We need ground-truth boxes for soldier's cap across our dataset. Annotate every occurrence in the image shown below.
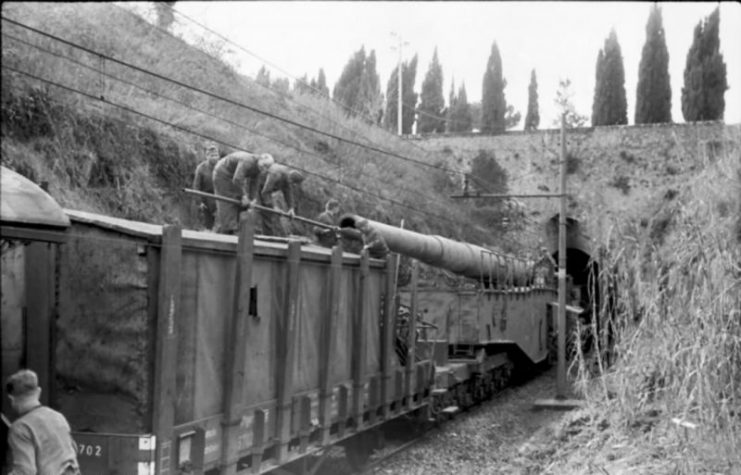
[6,369,39,397]
[326,198,340,210]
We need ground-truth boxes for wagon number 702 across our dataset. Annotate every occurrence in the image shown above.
[77,443,103,457]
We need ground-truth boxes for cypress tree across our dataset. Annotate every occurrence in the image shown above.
[384,54,418,134]
[635,5,672,124]
[524,69,540,131]
[681,7,727,121]
[418,49,445,133]
[592,29,628,126]
[481,41,507,134]
[356,50,382,121]
[333,47,382,119]
[418,48,446,134]
[446,78,456,133]
[449,83,472,133]
[256,65,270,86]
[316,68,329,97]
[592,50,605,124]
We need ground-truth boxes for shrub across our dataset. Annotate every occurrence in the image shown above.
[566,152,581,174]
[610,175,631,194]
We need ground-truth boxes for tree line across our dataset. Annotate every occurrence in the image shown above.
[259,5,727,133]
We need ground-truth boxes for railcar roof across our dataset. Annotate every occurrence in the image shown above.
[64,209,381,265]
[1,166,70,228]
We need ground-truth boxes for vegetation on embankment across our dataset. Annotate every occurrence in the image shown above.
[1,2,505,247]
[540,129,741,473]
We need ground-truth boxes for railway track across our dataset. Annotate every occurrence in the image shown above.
[358,427,438,475]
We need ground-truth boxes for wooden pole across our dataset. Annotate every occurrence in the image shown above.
[557,114,568,399]
[183,188,337,230]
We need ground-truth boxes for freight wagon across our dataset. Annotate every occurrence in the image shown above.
[1,167,432,474]
[2,165,568,474]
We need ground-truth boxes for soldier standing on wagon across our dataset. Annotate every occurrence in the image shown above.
[260,163,306,236]
[192,142,221,231]
[212,151,274,234]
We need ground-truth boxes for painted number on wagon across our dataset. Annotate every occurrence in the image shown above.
[77,444,103,457]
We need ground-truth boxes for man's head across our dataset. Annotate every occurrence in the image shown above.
[258,153,275,172]
[325,199,340,216]
[205,144,220,164]
[355,217,371,232]
[6,369,41,413]
[288,170,305,184]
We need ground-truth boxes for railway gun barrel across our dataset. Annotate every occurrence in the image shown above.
[339,214,533,286]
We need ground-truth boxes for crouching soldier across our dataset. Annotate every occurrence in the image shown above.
[212,151,274,234]
[192,142,221,230]
[313,199,340,247]
[339,217,389,259]
[260,163,306,236]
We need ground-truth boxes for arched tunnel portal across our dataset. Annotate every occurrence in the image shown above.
[544,214,600,328]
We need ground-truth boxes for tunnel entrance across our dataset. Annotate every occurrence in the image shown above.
[545,214,603,355]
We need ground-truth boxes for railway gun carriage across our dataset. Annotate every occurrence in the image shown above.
[339,215,560,417]
[2,164,568,475]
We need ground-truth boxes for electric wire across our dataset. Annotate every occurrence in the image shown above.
[113,3,498,192]
[5,64,539,247]
[1,30,478,217]
[1,16,542,250]
[0,15,472,181]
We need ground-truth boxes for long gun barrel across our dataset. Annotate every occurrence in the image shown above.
[339,214,533,286]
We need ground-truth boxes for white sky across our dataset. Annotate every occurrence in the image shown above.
[170,1,741,129]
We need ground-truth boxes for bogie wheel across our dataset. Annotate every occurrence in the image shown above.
[344,430,380,471]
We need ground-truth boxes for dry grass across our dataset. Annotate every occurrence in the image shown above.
[551,127,741,473]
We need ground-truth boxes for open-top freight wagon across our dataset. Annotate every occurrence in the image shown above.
[2,165,565,474]
[1,166,432,474]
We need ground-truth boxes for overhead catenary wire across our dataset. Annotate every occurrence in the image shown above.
[5,64,543,248]
[0,16,472,181]
[112,3,498,193]
[1,17,539,251]
[0,30,478,217]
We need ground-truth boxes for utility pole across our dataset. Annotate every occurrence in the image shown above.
[556,112,568,399]
[391,32,407,136]
[452,113,577,408]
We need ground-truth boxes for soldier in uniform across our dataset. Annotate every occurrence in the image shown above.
[212,151,274,234]
[260,163,306,236]
[192,142,221,230]
[5,370,80,474]
[313,199,340,247]
[339,217,388,258]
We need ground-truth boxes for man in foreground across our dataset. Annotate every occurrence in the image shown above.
[5,369,80,475]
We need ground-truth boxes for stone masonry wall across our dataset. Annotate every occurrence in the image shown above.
[414,122,740,249]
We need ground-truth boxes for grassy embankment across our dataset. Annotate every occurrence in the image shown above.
[1,2,507,247]
[528,128,741,474]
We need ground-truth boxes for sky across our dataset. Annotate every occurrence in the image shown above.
[162,1,740,129]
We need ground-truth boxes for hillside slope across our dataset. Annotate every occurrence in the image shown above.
[1,2,502,247]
